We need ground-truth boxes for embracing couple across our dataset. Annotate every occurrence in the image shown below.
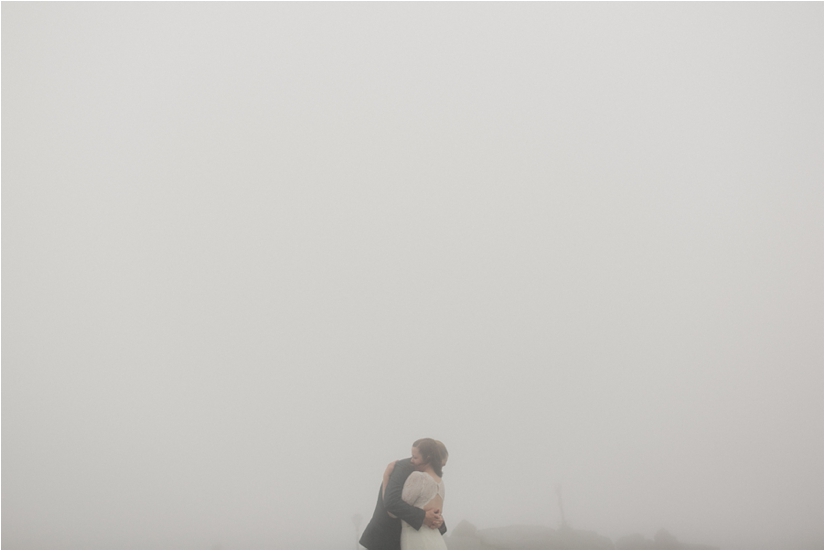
[359,438,449,550]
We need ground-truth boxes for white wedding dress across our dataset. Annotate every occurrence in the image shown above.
[399,471,447,550]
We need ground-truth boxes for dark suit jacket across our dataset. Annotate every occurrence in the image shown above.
[359,458,448,550]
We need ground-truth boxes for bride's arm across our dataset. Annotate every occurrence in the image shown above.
[381,461,395,502]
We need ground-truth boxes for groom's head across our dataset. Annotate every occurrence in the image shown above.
[410,438,448,474]
[410,444,426,470]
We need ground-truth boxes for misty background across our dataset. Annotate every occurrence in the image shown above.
[2,2,822,550]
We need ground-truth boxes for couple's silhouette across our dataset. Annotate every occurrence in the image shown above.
[360,439,449,550]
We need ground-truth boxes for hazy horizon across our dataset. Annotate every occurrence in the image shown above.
[3,2,823,549]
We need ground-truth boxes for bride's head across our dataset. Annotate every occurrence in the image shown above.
[411,438,448,477]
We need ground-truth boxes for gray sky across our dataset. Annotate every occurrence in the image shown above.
[2,2,822,549]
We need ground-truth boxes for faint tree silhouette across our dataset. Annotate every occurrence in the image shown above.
[554,483,569,529]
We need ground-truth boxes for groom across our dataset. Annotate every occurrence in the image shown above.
[359,451,447,549]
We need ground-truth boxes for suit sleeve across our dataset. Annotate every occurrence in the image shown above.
[383,460,426,531]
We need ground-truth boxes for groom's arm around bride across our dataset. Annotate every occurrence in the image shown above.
[384,459,447,534]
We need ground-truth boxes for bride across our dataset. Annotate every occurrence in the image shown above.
[383,438,449,550]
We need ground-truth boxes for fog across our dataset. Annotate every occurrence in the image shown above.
[2,2,822,550]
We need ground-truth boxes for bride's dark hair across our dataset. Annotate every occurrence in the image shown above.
[413,438,448,477]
